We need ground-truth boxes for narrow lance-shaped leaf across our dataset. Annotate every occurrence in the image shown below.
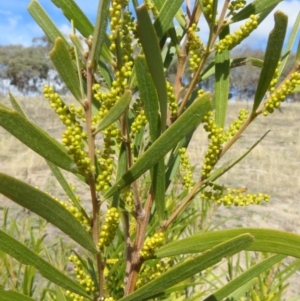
[152,159,166,221]
[165,132,194,189]
[118,234,254,301]
[136,4,168,132]
[113,142,128,207]
[0,231,91,298]
[0,106,78,173]
[0,173,96,253]
[94,90,132,134]
[153,0,186,28]
[135,55,159,141]
[200,57,264,81]
[155,228,300,259]
[154,0,184,40]
[296,30,300,64]
[28,0,69,46]
[104,92,212,199]
[47,161,88,220]
[203,254,285,301]
[214,26,230,128]
[8,92,27,117]
[252,11,287,113]
[135,56,165,219]
[0,285,38,301]
[51,0,93,37]
[90,0,110,69]
[50,37,83,101]
[55,285,69,301]
[278,12,300,76]
[231,0,282,23]
[99,58,113,87]
[226,279,258,301]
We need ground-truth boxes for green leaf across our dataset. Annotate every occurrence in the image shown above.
[51,0,93,37]
[46,161,88,219]
[296,38,300,64]
[135,56,164,216]
[136,4,168,132]
[118,234,254,301]
[8,92,27,117]
[90,0,110,69]
[70,32,84,53]
[155,228,300,259]
[226,278,258,301]
[0,106,77,173]
[214,26,230,128]
[0,173,96,253]
[153,0,186,29]
[252,11,287,113]
[0,232,90,298]
[135,56,159,141]
[104,92,212,199]
[203,254,285,301]
[112,142,128,208]
[279,11,300,75]
[0,286,37,301]
[154,0,184,40]
[28,0,69,46]
[165,132,193,189]
[55,285,68,301]
[50,37,83,101]
[200,57,263,81]
[231,0,282,22]
[152,159,166,220]
[99,59,113,87]
[94,90,131,134]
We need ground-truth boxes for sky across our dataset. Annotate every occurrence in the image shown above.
[0,0,299,50]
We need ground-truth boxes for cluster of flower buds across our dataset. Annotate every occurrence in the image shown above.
[98,207,120,249]
[166,81,178,117]
[223,109,248,141]
[67,254,96,299]
[179,147,195,189]
[215,15,259,53]
[187,24,205,71]
[263,71,300,116]
[202,0,214,20]
[201,111,224,178]
[140,232,165,259]
[202,187,270,206]
[131,110,148,136]
[228,0,247,15]
[43,85,92,174]
[136,258,173,288]
[96,124,120,192]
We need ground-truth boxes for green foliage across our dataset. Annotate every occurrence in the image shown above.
[1,1,300,301]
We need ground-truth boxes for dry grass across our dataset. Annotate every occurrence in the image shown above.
[1,96,300,296]
[1,96,299,232]
[188,101,300,233]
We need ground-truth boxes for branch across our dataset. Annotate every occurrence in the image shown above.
[85,50,104,298]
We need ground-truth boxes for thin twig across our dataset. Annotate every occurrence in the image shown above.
[162,180,204,229]
[174,1,201,103]
[124,211,133,286]
[85,51,104,298]
[163,1,238,228]
[178,0,230,116]
[125,190,154,295]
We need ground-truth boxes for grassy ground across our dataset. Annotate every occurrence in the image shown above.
[0,96,300,297]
